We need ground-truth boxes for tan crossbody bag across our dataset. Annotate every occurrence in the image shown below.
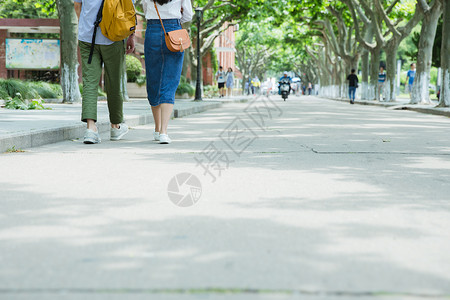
[153,1,191,52]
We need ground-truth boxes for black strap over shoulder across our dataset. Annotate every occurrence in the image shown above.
[87,0,105,64]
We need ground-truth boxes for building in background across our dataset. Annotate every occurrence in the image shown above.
[214,23,241,89]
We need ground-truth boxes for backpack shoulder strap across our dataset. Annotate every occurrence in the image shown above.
[88,0,106,64]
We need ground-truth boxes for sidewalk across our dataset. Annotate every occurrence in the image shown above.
[328,96,450,118]
[0,96,248,153]
[1,97,449,299]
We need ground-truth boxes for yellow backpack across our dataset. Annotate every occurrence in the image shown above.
[100,0,137,41]
[88,0,137,64]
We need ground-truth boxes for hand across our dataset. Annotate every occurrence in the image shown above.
[126,34,135,54]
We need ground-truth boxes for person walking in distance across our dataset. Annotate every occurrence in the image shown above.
[74,0,135,144]
[377,66,386,101]
[406,63,416,98]
[308,82,312,95]
[226,67,234,98]
[347,69,358,104]
[216,66,226,98]
[142,0,193,144]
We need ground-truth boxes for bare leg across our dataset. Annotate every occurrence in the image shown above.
[151,105,161,133]
[227,87,232,97]
[160,103,173,135]
[87,119,97,131]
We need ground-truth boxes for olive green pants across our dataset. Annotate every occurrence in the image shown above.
[79,41,125,124]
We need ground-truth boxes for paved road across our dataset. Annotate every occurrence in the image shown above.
[1,95,450,300]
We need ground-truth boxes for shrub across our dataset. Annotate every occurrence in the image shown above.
[203,85,219,98]
[0,79,39,99]
[136,74,146,87]
[176,76,194,96]
[126,55,143,83]
[4,93,50,110]
[27,81,62,99]
[0,79,63,100]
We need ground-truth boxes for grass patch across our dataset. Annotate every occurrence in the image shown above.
[0,79,62,100]
[4,146,26,153]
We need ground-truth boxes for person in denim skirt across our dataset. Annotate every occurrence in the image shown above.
[143,0,193,144]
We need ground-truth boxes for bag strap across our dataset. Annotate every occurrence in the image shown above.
[88,0,105,64]
[153,1,168,36]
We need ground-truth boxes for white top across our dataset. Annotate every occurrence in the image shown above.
[143,0,193,24]
[216,70,226,83]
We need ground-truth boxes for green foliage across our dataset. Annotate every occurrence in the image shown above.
[209,48,218,75]
[203,85,219,98]
[0,79,62,100]
[4,93,50,110]
[176,76,195,96]
[0,0,57,18]
[4,146,26,153]
[0,85,9,100]
[5,94,29,110]
[0,79,39,99]
[136,75,146,87]
[27,81,62,99]
[235,19,283,79]
[126,55,143,83]
[405,18,443,68]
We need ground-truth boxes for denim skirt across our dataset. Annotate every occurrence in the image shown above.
[144,19,184,106]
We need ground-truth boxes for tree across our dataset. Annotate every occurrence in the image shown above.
[406,18,443,68]
[374,0,423,101]
[438,0,450,107]
[1,0,81,102]
[343,0,385,100]
[56,0,81,103]
[0,0,58,18]
[235,20,279,91]
[187,0,256,82]
[410,0,443,104]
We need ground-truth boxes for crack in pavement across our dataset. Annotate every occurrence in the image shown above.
[297,144,450,156]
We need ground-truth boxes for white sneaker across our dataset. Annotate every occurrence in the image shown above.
[159,134,171,144]
[83,129,101,144]
[110,123,129,141]
[153,131,160,141]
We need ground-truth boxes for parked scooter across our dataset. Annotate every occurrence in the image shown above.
[279,78,291,101]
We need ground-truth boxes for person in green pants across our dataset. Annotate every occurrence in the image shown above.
[74,0,135,144]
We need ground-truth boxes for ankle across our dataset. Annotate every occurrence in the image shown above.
[111,124,120,129]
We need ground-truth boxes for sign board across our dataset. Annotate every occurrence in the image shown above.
[5,39,60,70]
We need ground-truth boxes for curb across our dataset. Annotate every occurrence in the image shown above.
[323,97,450,118]
[0,101,226,153]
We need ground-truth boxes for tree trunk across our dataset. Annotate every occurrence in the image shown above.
[57,0,81,103]
[361,23,374,100]
[438,0,450,107]
[384,41,400,102]
[411,1,443,104]
[369,47,381,100]
[361,51,369,99]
